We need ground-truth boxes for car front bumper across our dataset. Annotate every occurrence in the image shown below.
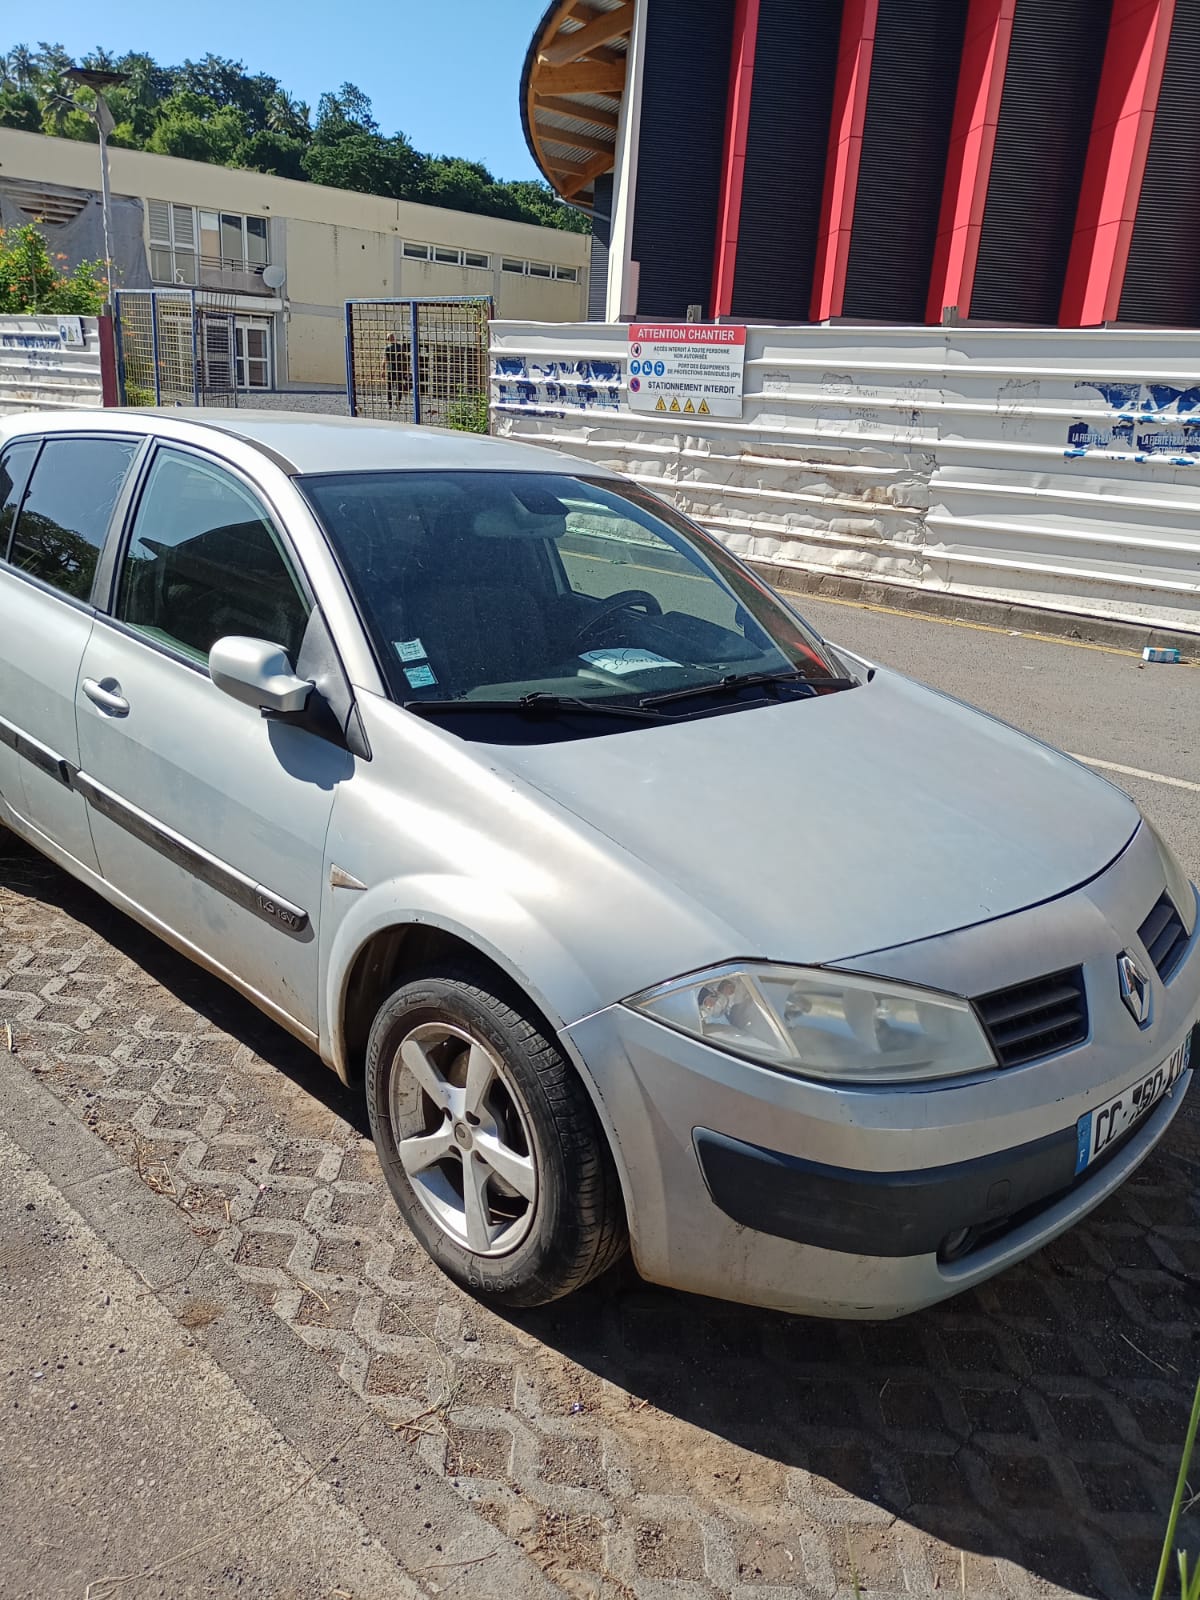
[564,823,1200,1318]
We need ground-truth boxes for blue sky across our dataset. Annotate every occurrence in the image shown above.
[4,0,549,180]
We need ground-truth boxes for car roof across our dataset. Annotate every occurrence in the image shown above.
[0,407,615,480]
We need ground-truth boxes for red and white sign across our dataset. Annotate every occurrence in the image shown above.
[627,323,746,419]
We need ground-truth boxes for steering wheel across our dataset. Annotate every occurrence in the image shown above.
[572,589,663,648]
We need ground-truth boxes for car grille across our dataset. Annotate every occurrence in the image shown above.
[974,968,1088,1068]
[1139,892,1190,982]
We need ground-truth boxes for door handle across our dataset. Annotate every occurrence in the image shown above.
[82,677,130,718]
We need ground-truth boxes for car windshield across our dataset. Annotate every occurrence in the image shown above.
[299,470,842,712]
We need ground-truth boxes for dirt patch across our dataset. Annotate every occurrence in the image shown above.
[177,1298,223,1329]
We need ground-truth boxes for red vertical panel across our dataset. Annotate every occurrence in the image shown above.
[97,311,120,407]
[1059,0,1175,326]
[710,0,761,318]
[924,0,1017,322]
[810,0,879,321]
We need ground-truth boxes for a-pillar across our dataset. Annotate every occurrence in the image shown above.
[809,0,879,321]
[1058,0,1176,326]
[924,0,1017,323]
[710,0,761,319]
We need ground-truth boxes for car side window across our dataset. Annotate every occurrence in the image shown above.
[116,447,310,666]
[8,436,138,600]
[0,440,39,562]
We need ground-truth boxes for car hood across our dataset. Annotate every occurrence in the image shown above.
[486,669,1139,963]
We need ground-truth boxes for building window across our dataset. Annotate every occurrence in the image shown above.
[198,210,270,274]
[147,200,198,286]
[149,203,269,282]
[234,319,272,390]
[498,257,579,281]
[404,242,492,270]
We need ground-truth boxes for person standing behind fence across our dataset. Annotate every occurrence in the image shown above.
[383,332,409,411]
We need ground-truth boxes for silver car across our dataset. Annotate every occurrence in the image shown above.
[1,409,1196,1319]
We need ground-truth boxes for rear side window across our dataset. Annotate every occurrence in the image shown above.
[0,440,38,561]
[9,436,138,600]
[116,446,310,665]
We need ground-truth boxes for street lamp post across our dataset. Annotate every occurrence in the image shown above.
[64,67,129,294]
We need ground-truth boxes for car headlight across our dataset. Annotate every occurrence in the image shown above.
[1147,820,1196,937]
[626,963,996,1084]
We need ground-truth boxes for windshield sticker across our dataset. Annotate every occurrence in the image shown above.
[579,648,680,676]
[403,664,437,689]
[394,638,427,663]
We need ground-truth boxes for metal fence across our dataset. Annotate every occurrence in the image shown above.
[345,298,491,428]
[490,318,1200,636]
[115,289,238,408]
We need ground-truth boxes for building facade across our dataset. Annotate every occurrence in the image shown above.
[522,0,1200,328]
[0,130,590,389]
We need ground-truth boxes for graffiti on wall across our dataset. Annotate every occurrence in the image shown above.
[492,356,621,415]
[1066,380,1200,464]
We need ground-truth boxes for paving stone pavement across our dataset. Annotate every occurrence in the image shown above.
[2,836,1198,1600]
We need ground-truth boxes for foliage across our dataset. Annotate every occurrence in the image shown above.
[1153,1375,1200,1600]
[0,221,108,314]
[444,391,489,434]
[123,380,156,406]
[0,44,590,233]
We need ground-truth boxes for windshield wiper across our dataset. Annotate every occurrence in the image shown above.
[637,669,858,710]
[405,692,668,723]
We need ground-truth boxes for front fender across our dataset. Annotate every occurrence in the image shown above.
[321,870,609,1080]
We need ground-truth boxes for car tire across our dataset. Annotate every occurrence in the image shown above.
[365,965,628,1307]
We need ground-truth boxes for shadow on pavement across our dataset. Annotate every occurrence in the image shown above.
[4,834,1198,1599]
[0,834,369,1139]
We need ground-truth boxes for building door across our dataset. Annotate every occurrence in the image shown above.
[234,319,272,390]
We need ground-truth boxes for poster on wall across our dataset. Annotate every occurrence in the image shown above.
[626,323,746,418]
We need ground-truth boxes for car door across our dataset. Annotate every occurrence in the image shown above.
[75,440,344,1040]
[0,431,142,871]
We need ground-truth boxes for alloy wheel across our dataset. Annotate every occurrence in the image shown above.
[389,1021,538,1255]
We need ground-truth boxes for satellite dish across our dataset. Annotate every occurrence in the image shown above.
[261,264,286,291]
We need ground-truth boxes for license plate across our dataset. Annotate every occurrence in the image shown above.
[1074,1032,1192,1174]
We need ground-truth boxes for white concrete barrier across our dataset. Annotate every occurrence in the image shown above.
[0,315,103,416]
[490,321,1200,635]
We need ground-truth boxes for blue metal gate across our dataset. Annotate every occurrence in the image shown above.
[114,289,239,407]
[344,297,491,429]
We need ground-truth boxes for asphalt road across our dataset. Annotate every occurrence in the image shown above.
[797,596,1200,881]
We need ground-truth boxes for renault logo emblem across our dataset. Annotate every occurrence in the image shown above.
[1117,951,1152,1027]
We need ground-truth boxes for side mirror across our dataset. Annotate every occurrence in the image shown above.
[209,636,313,715]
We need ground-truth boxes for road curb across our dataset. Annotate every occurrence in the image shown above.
[751,561,1198,656]
[0,1061,563,1600]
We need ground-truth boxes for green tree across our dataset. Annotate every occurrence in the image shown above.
[0,84,41,132]
[420,156,500,216]
[499,178,591,234]
[147,92,247,165]
[303,131,425,199]
[265,90,309,139]
[0,221,109,314]
[1,43,591,231]
[240,129,307,181]
[6,45,37,88]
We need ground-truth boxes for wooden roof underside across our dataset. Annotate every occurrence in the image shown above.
[524,0,633,210]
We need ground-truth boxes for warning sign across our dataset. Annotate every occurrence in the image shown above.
[627,322,746,419]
